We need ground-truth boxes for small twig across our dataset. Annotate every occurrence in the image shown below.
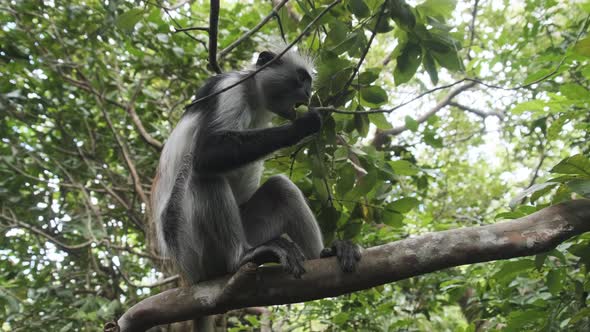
[186,0,342,109]
[218,0,290,59]
[116,266,180,288]
[96,96,151,215]
[275,10,287,43]
[208,0,222,74]
[448,101,504,119]
[466,0,480,60]
[380,81,477,136]
[160,5,208,50]
[313,79,472,115]
[126,80,163,149]
[174,26,209,33]
[0,215,94,251]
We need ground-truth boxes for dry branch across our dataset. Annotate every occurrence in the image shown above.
[107,199,590,332]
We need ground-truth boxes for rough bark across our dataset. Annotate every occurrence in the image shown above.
[107,199,590,332]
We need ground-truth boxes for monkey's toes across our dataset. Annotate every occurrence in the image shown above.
[272,238,306,278]
[322,240,361,272]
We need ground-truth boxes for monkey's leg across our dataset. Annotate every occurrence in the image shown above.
[240,175,324,256]
[240,175,361,273]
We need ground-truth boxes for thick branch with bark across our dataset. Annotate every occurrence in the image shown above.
[107,200,590,332]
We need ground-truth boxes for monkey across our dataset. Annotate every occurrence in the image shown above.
[151,49,361,326]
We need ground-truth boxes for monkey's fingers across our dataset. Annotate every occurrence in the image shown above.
[321,240,361,272]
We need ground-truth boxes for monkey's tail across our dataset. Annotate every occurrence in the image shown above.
[158,154,194,263]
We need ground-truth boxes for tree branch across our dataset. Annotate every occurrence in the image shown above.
[466,0,480,60]
[108,199,590,332]
[448,101,504,119]
[376,81,477,139]
[218,0,290,59]
[207,0,222,74]
[126,81,163,150]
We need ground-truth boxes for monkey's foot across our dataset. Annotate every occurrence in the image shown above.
[320,240,361,272]
[239,238,306,278]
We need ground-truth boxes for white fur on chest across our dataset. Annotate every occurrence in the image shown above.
[226,161,264,205]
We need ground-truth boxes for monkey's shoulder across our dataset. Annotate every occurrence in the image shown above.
[186,74,230,113]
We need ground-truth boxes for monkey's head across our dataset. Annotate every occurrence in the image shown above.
[255,50,314,120]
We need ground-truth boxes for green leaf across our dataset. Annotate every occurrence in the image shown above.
[523,69,552,86]
[325,21,349,49]
[559,83,588,99]
[511,100,546,115]
[348,0,370,18]
[424,130,443,148]
[550,154,590,177]
[317,206,340,236]
[389,160,420,176]
[354,113,370,136]
[567,179,590,198]
[546,269,564,295]
[115,8,144,32]
[389,0,416,28]
[493,259,534,284]
[422,51,439,85]
[342,221,363,239]
[534,253,547,270]
[394,43,422,85]
[389,197,419,213]
[360,86,388,105]
[573,37,590,57]
[431,49,463,71]
[382,208,404,227]
[404,116,418,131]
[358,69,380,85]
[570,307,590,325]
[313,177,330,202]
[547,116,566,141]
[60,323,74,332]
[331,32,360,56]
[416,0,457,20]
[333,312,350,324]
[369,112,393,129]
[336,163,356,195]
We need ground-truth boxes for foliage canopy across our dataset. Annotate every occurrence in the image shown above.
[1,0,590,331]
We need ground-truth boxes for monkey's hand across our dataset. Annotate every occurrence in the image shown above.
[239,237,306,278]
[320,240,361,272]
[293,110,322,137]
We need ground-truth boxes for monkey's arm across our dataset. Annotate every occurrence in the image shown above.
[194,111,321,173]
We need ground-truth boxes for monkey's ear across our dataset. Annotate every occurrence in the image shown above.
[256,51,277,67]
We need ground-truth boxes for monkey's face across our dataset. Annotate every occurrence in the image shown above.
[263,68,312,121]
[255,51,313,121]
